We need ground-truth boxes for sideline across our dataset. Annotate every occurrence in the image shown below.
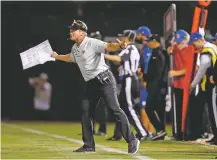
[3,123,153,160]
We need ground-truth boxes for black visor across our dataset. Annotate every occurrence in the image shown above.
[68,20,88,32]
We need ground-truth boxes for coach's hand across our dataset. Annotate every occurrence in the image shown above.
[51,52,72,63]
[117,39,127,49]
[51,51,58,58]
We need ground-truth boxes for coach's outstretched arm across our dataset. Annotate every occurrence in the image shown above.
[104,41,129,63]
[103,39,127,62]
[51,52,75,63]
[104,54,121,62]
[105,43,121,52]
[105,39,127,52]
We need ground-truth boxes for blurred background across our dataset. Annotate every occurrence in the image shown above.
[2,1,217,121]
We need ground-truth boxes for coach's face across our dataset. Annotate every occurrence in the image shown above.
[69,29,82,41]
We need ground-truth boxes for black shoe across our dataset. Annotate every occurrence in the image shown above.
[73,146,95,153]
[208,138,217,145]
[172,135,183,141]
[148,133,154,139]
[151,131,167,141]
[174,137,183,141]
[136,134,151,141]
[94,131,106,136]
[135,133,143,140]
[172,133,184,141]
[206,136,215,143]
[106,136,122,141]
[137,136,149,141]
[201,132,209,139]
[128,138,140,154]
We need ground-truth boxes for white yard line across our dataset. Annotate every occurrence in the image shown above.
[3,123,153,160]
[183,141,217,150]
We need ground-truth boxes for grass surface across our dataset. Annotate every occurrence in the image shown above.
[1,122,217,159]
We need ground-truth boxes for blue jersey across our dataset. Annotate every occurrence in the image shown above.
[140,47,152,108]
[143,47,152,73]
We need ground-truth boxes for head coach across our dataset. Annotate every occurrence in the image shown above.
[51,20,140,153]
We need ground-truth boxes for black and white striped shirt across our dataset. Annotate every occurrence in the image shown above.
[119,44,140,77]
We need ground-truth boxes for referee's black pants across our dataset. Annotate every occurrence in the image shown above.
[81,88,107,135]
[145,82,166,132]
[92,98,108,134]
[112,75,148,138]
[82,70,136,148]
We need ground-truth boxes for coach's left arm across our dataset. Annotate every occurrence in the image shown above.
[105,43,121,52]
[105,39,127,52]
[92,38,125,53]
[104,47,128,62]
[104,54,122,62]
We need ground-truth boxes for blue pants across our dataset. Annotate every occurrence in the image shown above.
[140,86,148,108]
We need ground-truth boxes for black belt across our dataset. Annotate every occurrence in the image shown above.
[96,69,110,80]
[87,69,111,85]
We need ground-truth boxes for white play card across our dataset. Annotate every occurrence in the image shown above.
[20,40,55,70]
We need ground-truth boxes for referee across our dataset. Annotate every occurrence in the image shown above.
[105,30,149,140]
[51,20,139,153]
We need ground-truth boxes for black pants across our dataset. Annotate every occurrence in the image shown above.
[112,75,148,138]
[200,88,217,139]
[184,87,217,140]
[81,98,108,134]
[93,98,108,134]
[145,82,166,132]
[34,109,50,121]
[202,104,212,134]
[173,88,183,139]
[82,70,135,148]
[81,86,108,134]
[184,89,203,140]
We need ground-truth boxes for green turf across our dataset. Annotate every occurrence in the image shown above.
[1,122,217,159]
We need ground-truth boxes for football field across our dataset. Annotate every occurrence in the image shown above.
[2,122,217,159]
